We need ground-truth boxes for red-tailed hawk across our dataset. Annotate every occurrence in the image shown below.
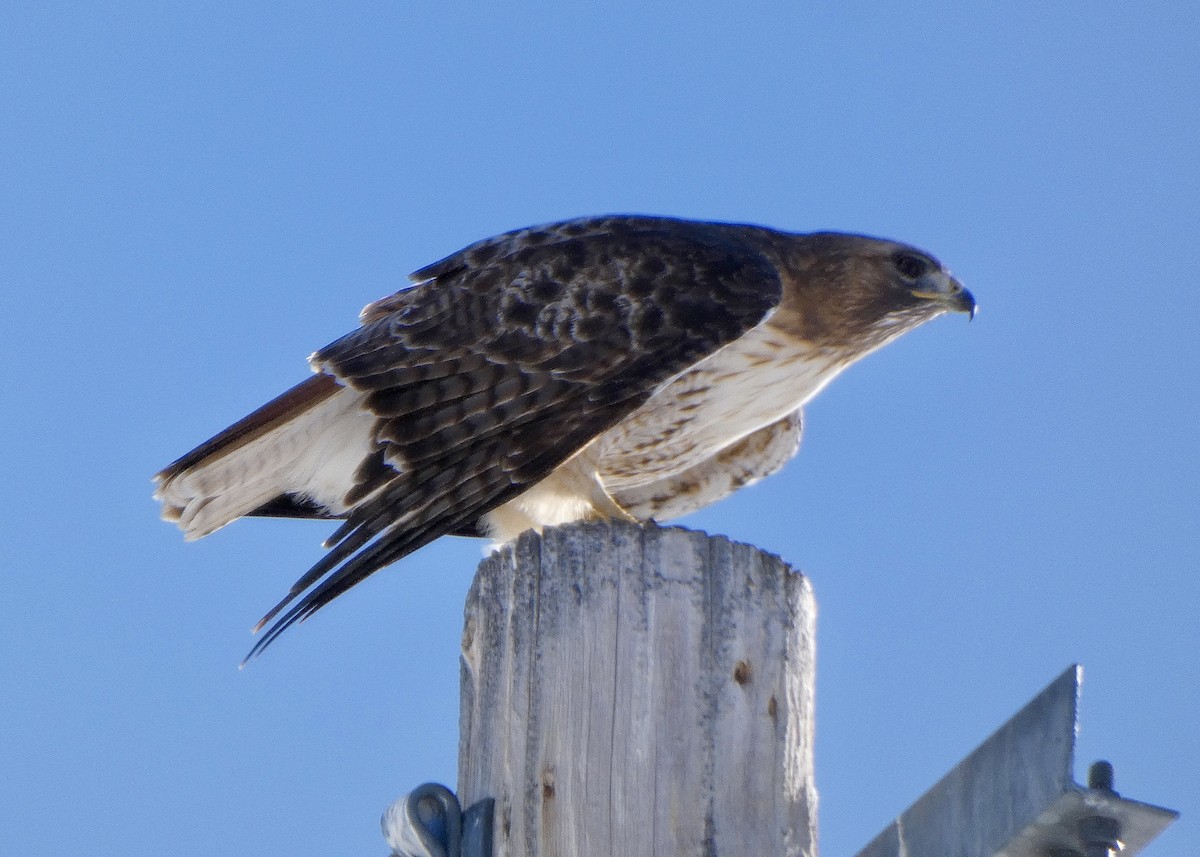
[155,215,975,659]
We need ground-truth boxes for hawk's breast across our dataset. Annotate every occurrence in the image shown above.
[593,321,847,491]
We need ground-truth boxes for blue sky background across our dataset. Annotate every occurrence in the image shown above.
[2,3,1196,855]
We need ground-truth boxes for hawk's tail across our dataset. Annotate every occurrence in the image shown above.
[153,373,372,540]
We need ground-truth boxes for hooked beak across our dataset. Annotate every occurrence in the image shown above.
[911,272,977,320]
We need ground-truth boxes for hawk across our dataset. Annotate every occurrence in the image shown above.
[155,215,975,659]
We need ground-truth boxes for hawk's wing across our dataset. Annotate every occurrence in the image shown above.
[246,217,783,658]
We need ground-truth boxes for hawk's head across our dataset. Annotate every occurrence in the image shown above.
[775,233,975,354]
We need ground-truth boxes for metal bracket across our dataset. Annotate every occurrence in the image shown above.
[382,783,494,857]
[854,665,1177,857]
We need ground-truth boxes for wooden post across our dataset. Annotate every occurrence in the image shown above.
[457,521,817,857]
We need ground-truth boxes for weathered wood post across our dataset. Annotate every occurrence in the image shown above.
[457,520,817,856]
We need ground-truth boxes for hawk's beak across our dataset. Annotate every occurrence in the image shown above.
[911,272,976,321]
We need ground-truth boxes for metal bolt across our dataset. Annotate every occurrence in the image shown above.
[1088,760,1116,793]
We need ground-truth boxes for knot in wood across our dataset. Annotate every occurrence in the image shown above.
[733,659,753,686]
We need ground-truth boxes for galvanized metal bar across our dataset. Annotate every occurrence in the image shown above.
[854,665,1178,857]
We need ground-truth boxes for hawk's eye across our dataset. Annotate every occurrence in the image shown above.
[892,252,926,281]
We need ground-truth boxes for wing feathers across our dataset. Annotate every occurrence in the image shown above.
[246,468,518,663]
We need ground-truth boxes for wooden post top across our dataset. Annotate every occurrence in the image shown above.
[457,521,817,857]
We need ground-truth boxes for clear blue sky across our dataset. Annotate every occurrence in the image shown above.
[2,3,1196,855]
